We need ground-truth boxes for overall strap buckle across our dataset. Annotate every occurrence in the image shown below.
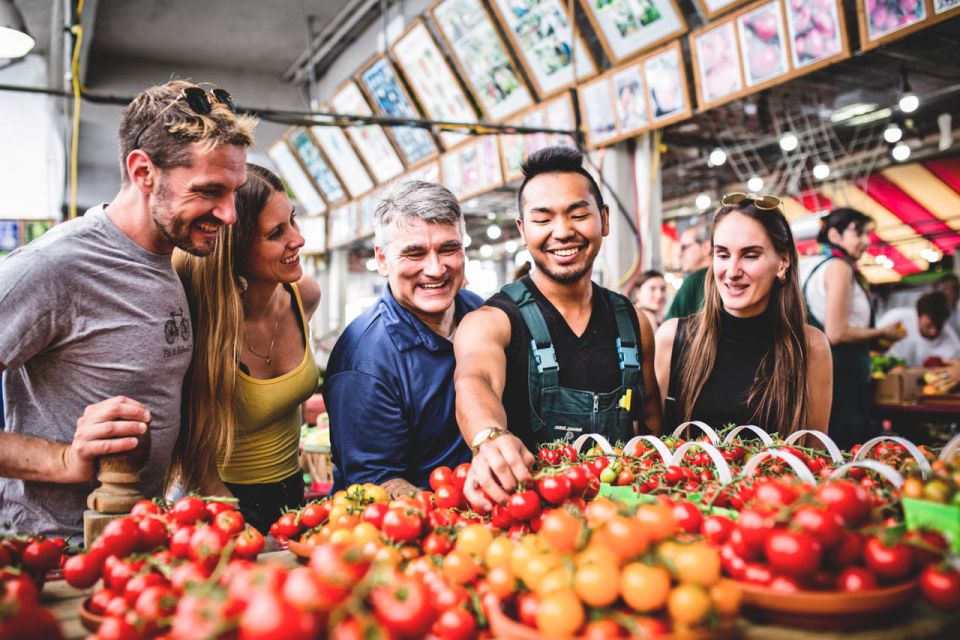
[531,340,558,373]
[617,337,639,370]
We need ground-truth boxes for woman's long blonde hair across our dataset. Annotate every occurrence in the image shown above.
[168,164,284,492]
[676,200,809,437]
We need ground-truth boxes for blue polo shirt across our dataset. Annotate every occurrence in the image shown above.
[325,285,480,491]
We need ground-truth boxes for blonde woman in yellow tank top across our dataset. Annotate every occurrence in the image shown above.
[172,164,321,532]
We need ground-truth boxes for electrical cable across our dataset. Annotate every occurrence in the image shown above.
[68,0,84,219]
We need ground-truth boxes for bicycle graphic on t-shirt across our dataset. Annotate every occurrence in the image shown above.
[164,308,190,344]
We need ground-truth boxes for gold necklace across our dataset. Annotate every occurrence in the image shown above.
[244,287,282,365]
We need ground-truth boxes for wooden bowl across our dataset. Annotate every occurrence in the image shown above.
[738,579,919,630]
[78,597,105,634]
[483,594,736,639]
[286,538,317,561]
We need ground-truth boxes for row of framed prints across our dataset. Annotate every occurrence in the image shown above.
[857,0,960,52]
[0,220,54,255]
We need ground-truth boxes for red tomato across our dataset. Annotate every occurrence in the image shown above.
[429,466,454,491]
[558,445,578,463]
[362,502,389,529]
[836,567,879,592]
[130,499,160,518]
[816,481,871,526]
[170,496,208,525]
[239,590,319,640]
[701,515,734,545]
[562,466,590,497]
[585,457,609,478]
[20,539,60,573]
[743,562,773,585]
[768,575,804,593]
[274,512,302,539]
[828,531,865,568]
[490,503,515,530]
[791,506,845,549]
[754,478,799,507]
[517,592,539,627]
[451,463,471,492]
[169,525,195,559]
[299,503,328,529]
[663,465,685,485]
[920,565,960,610]
[214,510,246,537]
[719,543,747,580]
[537,475,572,505]
[123,572,166,607]
[507,489,542,522]
[906,529,948,568]
[188,526,228,565]
[863,536,914,582]
[136,516,169,552]
[381,509,423,543]
[95,616,139,640]
[99,517,141,559]
[234,527,265,559]
[738,508,774,547]
[430,606,476,640]
[103,556,139,593]
[538,448,560,466]
[422,533,453,556]
[62,553,102,589]
[370,576,435,638]
[764,529,822,578]
[434,484,462,510]
[135,584,177,621]
[671,500,704,534]
[204,500,236,519]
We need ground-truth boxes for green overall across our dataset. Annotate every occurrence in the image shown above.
[502,280,642,446]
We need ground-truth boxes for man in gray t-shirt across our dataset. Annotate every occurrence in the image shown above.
[0,80,256,539]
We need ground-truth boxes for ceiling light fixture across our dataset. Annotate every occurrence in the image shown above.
[779,132,799,151]
[695,193,712,211]
[365,258,378,272]
[486,225,502,240]
[486,212,497,220]
[504,240,518,253]
[463,234,472,248]
[479,244,493,258]
[921,248,942,263]
[898,68,919,113]
[883,123,903,143]
[747,176,764,192]
[0,0,34,58]
[708,148,727,167]
[891,142,911,162]
[813,163,830,180]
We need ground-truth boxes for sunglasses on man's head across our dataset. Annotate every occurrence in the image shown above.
[720,192,782,211]
[132,86,236,150]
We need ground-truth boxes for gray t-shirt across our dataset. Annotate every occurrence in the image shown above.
[0,206,192,538]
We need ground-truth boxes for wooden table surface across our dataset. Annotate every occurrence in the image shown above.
[44,551,960,640]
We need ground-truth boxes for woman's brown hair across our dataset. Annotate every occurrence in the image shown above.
[168,164,284,492]
[676,199,809,436]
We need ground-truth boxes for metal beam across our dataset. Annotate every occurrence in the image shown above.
[283,0,380,86]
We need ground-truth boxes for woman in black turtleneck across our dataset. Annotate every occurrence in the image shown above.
[654,194,834,436]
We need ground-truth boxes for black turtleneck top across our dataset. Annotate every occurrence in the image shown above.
[667,305,779,431]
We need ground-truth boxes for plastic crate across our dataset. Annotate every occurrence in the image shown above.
[902,497,960,554]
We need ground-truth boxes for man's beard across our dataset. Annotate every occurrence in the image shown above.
[150,181,215,257]
[531,253,592,284]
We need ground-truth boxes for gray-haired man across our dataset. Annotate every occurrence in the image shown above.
[324,181,482,497]
[664,221,712,320]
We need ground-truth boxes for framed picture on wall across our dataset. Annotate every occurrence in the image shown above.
[691,21,744,108]
[392,19,477,149]
[430,0,534,121]
[784,0,846,70]
[404,160,442,184]
[310,121,375,199]
[0,220,20,253]
[544,94,577,147]
[643,41,691,124]
[488,0,597,99]
[268,139,327,216]
[935,0,960,14]
[736,0,789,88]
[358,55,439,166]
[442,136,504,200]
[612,63,649,135]
[580,78,618,147]
[499,128,526,182]
[328,202,359,248]
[579,0,687,64]
[521,107,550,158]
[288,128,347,206]
[694,0,751,20]
[862,0,927,43]
[330,81,406,183]
[24,220,52,244]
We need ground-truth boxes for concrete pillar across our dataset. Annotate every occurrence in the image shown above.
[633,133,662,272]
[590,143,638,294]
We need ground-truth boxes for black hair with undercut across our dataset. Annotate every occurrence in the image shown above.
[917,291,951,327]
[517,146,605,217]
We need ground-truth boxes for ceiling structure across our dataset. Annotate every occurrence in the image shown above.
[10,1,960,278]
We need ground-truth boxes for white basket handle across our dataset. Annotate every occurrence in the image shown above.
[854,436,931,478]
[741,449,817,485]
[722,425,774,447]
[939,434,960,462]
[623,435,671,465]
[672,421,721,445]
[784,430,844,464]
[828,460,904,488]
[573,433,615,455]
[668,441,733,485]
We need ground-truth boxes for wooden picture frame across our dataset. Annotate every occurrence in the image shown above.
[611,63,650,136]
[403,160,442,184]
[429,0,534,122]
[440,135,504,201]
[690,19,745,110]
[858,0,960,52]
[694,0,752,20]
[0,219,21,253]
[580,76,619,147]
[328,201,360,249]
[391,18,478,149]
[287,128,349,207]
[736,0,790,89]
[357,187,387,239]
[487,0,597,100]
[543,93,578,148]
[329,79,406,183]
[499,127,526,183]
[267,139,327,216]
[643,40,692,126]
[578,0,687,65]
[310,117,376,199]
[357,54,439,167]
[783,0,849,73]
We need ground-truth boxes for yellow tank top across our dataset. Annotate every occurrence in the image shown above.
[220,283,319,484]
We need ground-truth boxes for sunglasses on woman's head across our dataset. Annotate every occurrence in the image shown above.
[720,192,782,211]
[132,87,236,150]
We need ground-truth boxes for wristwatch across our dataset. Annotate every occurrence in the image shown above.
[470,427,508,456]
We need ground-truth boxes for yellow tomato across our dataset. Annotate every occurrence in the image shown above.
[672,542,721,587]
[620,563,671,612]
[710,579,742,617]
[576,544,620,569]
[536,565,574,596]
[535,590,585,637]
[520,553,560,587]
[574,561,620,607]
[634,503,676,542]
[363,483,388,503]
[328,528,354,545]
[540,509,584,554]
[584,497,619,528]
[351,522,381,545]
[485,537,515,569]
[442,549,479,585]
[486,565,517,599]
[668,584,712,627]
[595,515,649,561]
[456,524,494,558]
[374,545,402,565]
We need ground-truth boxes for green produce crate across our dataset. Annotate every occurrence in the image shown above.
[599,483,739,520]
[903,497,960,554]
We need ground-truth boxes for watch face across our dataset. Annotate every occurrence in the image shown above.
[471,428,492,448]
